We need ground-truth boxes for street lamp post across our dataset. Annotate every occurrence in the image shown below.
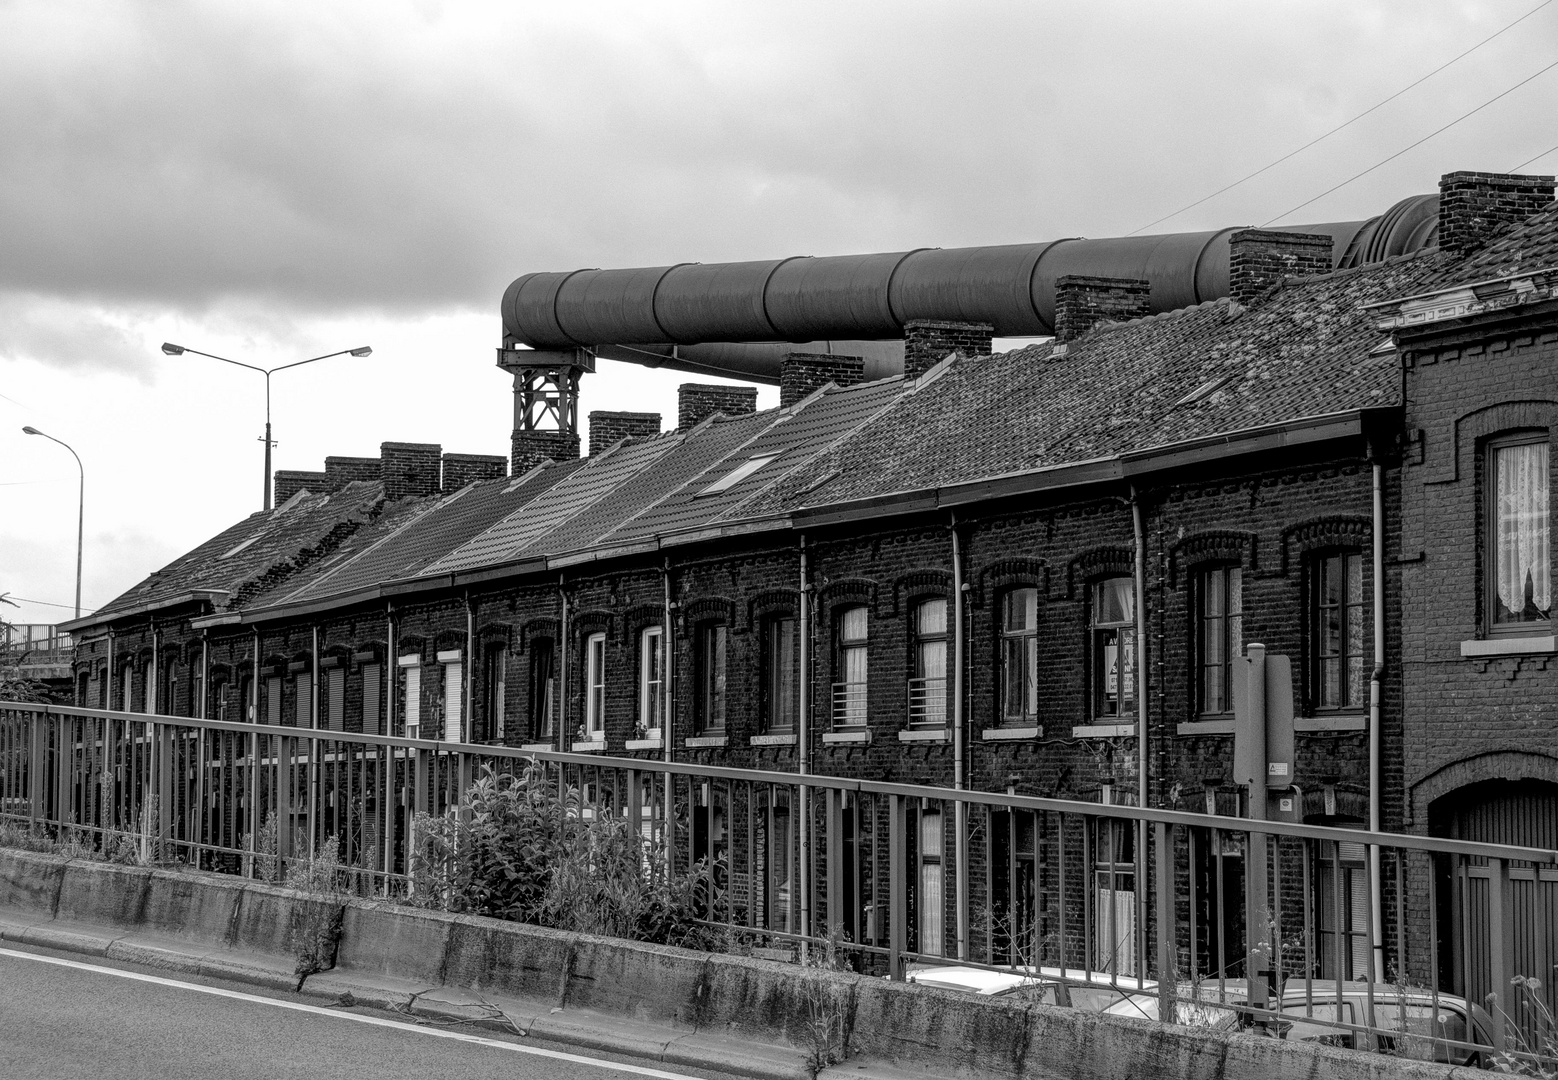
[21,426,84,620]
[161,344,372,511]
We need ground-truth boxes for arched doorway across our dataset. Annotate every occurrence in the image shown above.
[1430,778,1558,1031]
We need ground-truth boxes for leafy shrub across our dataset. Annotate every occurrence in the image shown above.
[411,760,723,949]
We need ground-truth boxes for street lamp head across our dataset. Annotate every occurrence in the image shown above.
[22,426,40,435]
[160,343,185,355]
[349,346,373,357]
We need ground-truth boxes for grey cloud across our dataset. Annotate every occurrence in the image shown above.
[0,0,1547,371]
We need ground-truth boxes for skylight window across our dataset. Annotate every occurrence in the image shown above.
[1174,373,1236,408]
[219,532,266,559]
[699,453,779,496]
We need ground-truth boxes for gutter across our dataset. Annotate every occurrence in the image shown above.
[64,590,230,633]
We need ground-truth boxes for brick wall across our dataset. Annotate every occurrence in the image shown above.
[1438,171,1555,255]
[380,442,442,500]
[1053,276,1151,343]
[780,353,866,407]
[273,470,330,504]
[588,411,661,456]
[678,383,758,430]
[903,320,993,380]
[511,430,579,474]
[1228,230,1333,305]
[325,456,381,488]
[441,453,506,490]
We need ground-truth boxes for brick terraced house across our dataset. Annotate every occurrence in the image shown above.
[60,171,1558,1006]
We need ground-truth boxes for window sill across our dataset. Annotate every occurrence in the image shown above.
[1461,635,1556,657]
[1072,723,1136,739]
[571,739,606,753]
[1295,714,1366,732]
[749,733,796,747]
[982,726,1042,741]
[519,742,555,753]
[624,738,663,750]
[685,735,727,749]
[822,730,870,745]
[898,728,949,743]
[1177,719,1234,736]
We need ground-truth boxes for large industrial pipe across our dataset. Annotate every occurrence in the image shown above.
[503,194,1438,383]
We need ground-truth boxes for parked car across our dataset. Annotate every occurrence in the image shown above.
[1273,982,1495,1068]
[904,964,1155,1011]
[1103,980,1249,1031]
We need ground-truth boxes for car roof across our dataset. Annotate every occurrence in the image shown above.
[905,966,1038,995]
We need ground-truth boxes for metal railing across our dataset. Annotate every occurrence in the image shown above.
[2,699,1556,1067]
[906,676,946,727]
[831,681,867,728]
[0,625,73,666]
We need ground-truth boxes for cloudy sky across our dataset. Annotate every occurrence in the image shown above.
[3,0,1556,629]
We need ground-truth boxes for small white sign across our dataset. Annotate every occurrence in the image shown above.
[1268,762,1289,777]
[1278,797,1294,813]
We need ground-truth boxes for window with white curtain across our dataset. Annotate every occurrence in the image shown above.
[326,666,345,732]
[919,809,944,956]
[584,631,606,738]
[833,605,868,728]
[1490,435,1551,629]
[439,650,463,743]
[638,626,663,736]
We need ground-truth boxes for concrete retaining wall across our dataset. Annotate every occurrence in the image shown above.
[0,849,1477,1080]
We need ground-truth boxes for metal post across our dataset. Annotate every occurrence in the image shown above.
[950,514,968,959]
[797,537,811,956]
[889,792,906,980]
[1489,857,1510,1052]
[1156,820,1176,1023]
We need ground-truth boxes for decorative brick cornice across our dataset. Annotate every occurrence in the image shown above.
[1279,516,1372,574]
[1168,531,1259,587]
[745,589,800,632]
[890,569,954,616]
[1067,547,1134,597]
[973,557,1050,607]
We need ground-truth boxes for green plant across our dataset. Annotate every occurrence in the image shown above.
[1489,977,1558,1076]
[410,760,724,949]
[800,921,854,1077]
[284,835,348,990]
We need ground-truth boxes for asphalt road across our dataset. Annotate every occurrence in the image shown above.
[0,946,703,1080]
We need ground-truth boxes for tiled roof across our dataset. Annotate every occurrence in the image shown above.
[601,377,905,543]
[95,482,388,615]
[744,253,1449,513]
[270,464,571,604]
[423,438,673,575]
[1446,201,1558,283]
[542,410,775,557]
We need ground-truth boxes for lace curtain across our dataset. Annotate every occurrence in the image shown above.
[1495,442,1551,623]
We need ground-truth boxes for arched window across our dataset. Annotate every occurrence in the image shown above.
[1195,566,1242,716]
[832,606,868,729]
[909,599,948,727]
[999,588,1039,726]
[1090,578,1135,721]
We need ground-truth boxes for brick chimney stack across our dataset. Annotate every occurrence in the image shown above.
[442,453,506,491]
[780,353,866,407]
[678,383,758,430]
[1438,171,1555,256]
[380,442,442,501]
[588,411,662,455]
[1053,276,1152,343]
[1228,230,1333,305]
[902,320,993,380]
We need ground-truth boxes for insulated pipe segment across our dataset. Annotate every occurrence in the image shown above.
[503,194,1441,378]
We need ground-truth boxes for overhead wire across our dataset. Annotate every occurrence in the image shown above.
[1511,142,1558,171]
[1260,56,1558,226]
[1128,0,1555,235]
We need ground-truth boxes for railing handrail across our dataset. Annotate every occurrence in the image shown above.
[6,698,1557,865]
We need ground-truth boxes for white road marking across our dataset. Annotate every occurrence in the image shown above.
[0,945,706,1080]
